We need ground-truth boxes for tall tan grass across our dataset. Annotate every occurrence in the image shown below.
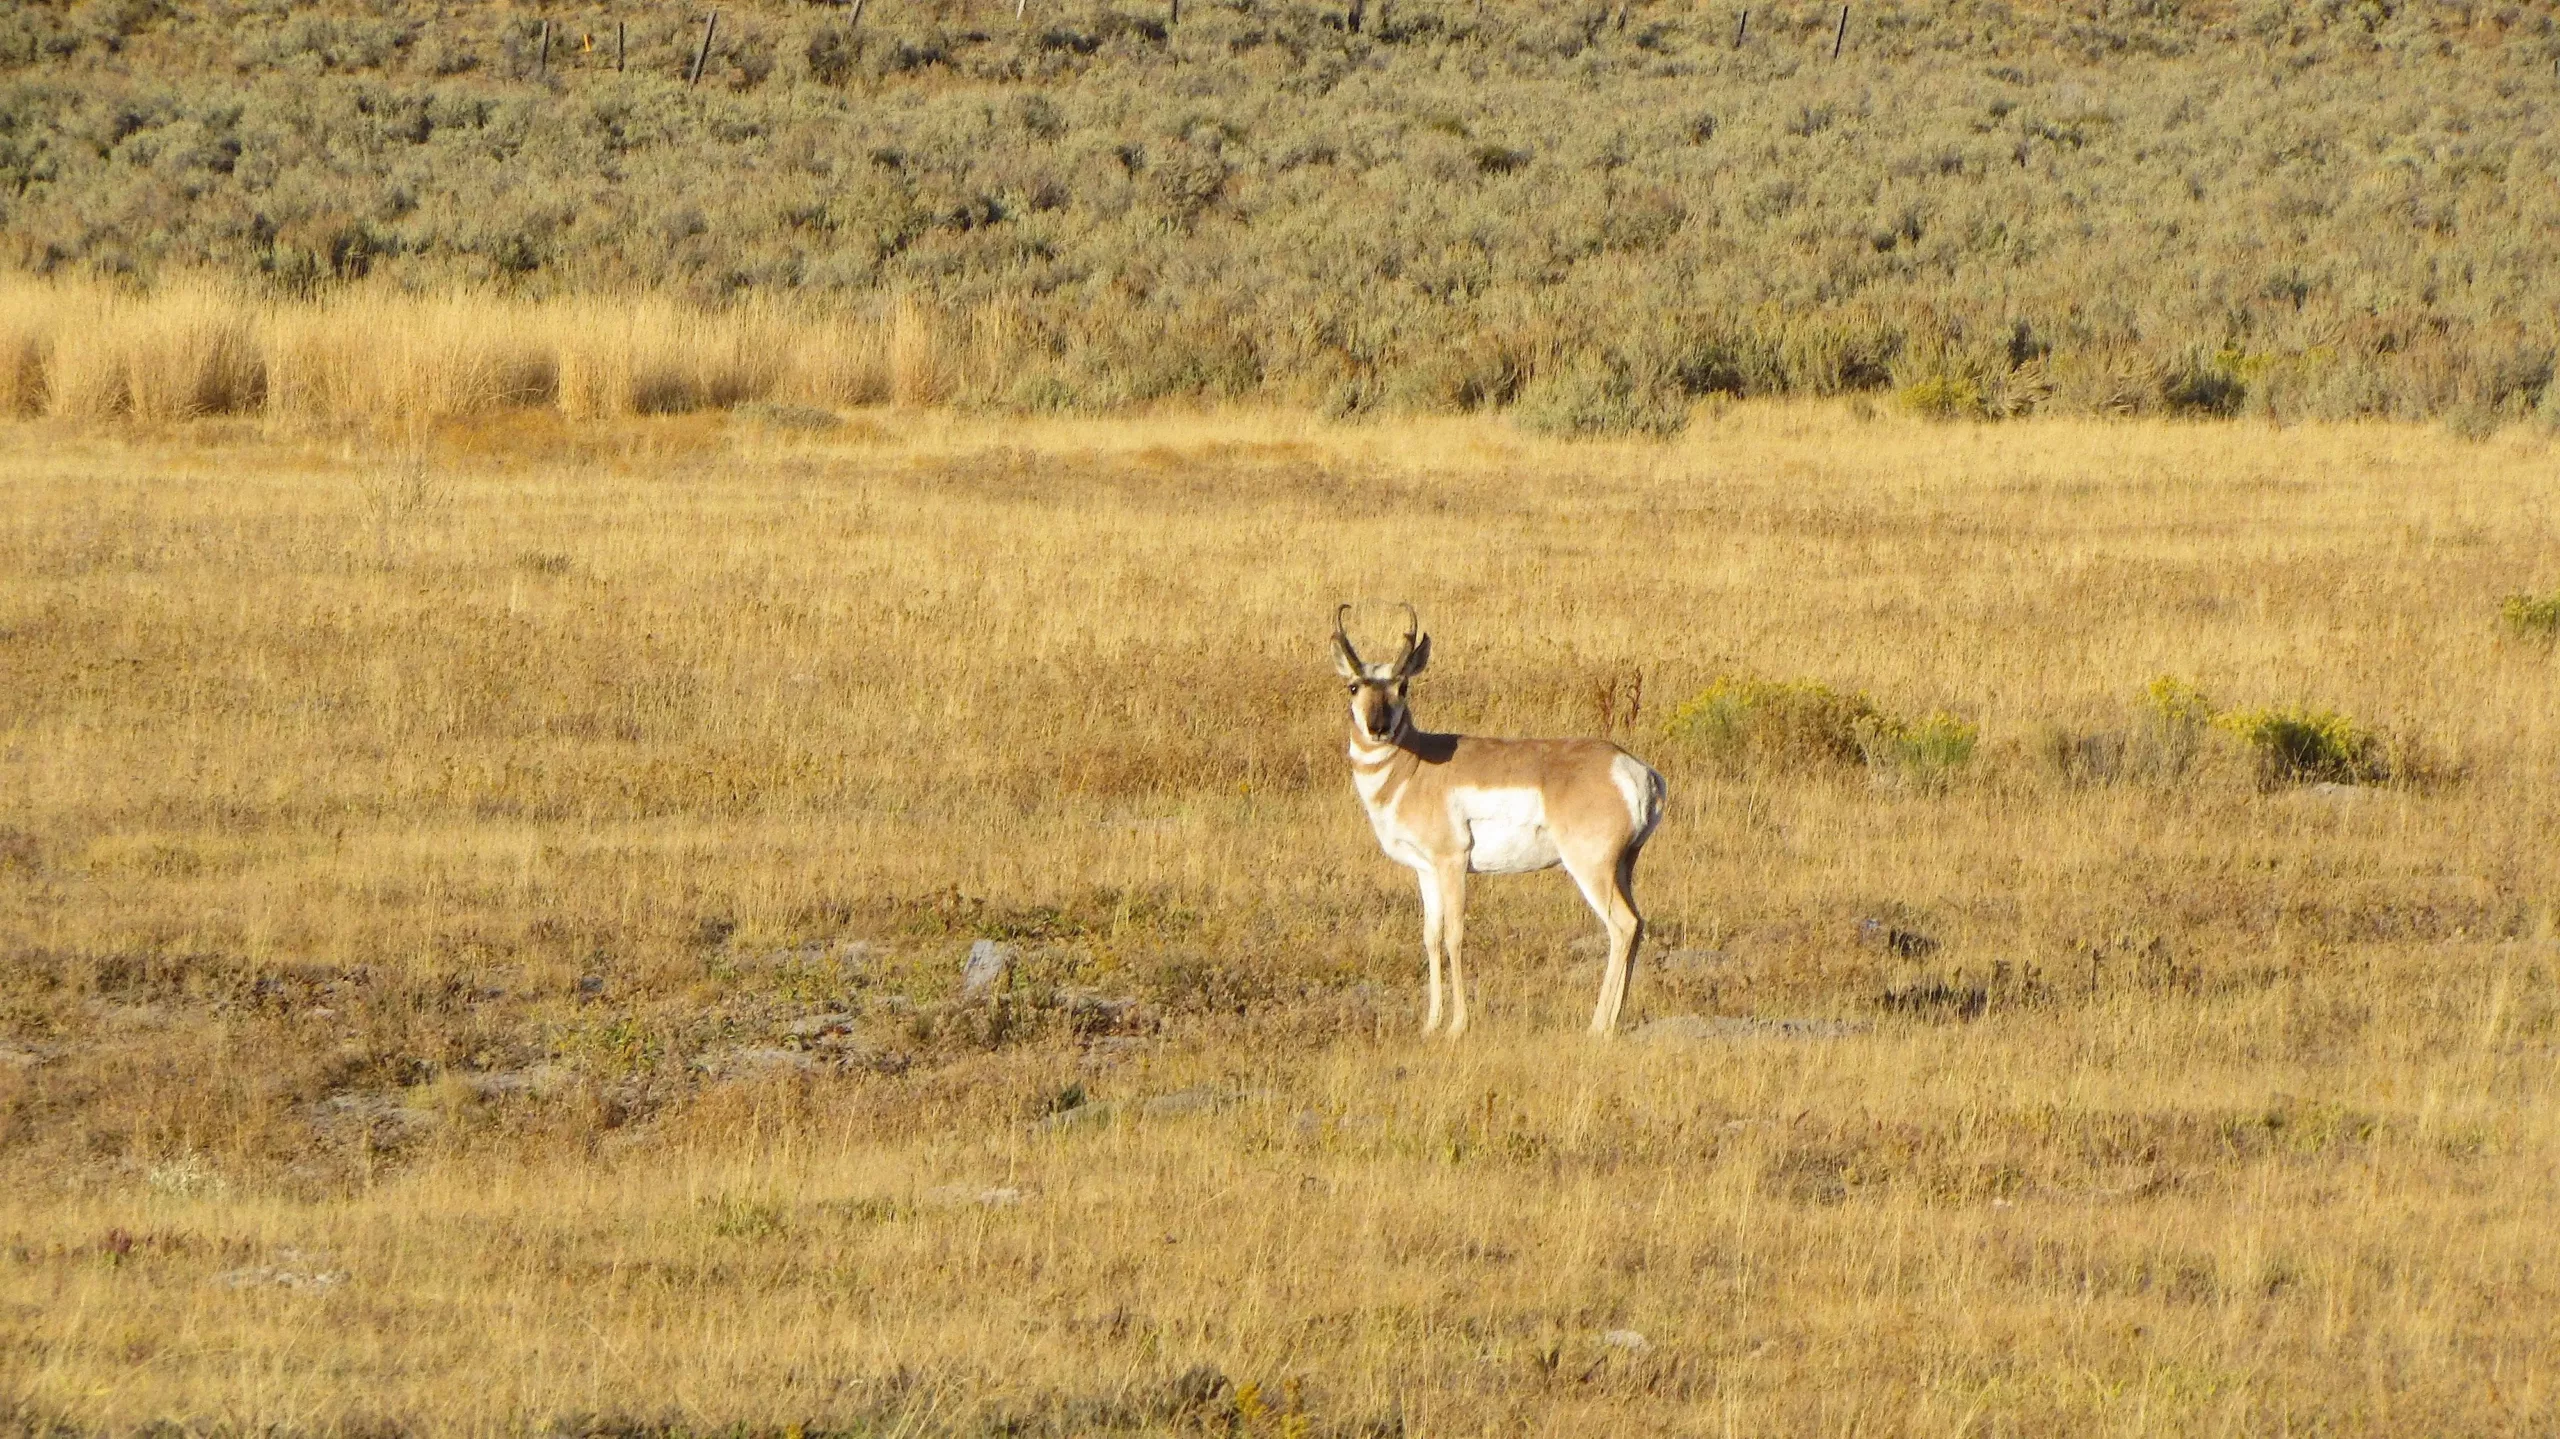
[0,277,915,429]
[2,405,2557,1432]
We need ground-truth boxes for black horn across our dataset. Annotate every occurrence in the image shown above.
[1393,603,1431,678]
[1334,603,1367,671]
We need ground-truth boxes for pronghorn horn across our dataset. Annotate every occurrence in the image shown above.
[1397,603,1420,658]
[1333,603,1367,671]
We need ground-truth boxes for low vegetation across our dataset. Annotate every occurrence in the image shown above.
[5,404,2555,1431]
[2211,703,2382,787]
[2500,590,2560,646]
[4,1,2560,429]
[1664,674,1978,788]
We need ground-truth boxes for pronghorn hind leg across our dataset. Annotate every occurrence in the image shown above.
[1418,868,1450,1035]
[1565,847,1645,1036]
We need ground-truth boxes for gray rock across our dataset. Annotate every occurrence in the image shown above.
[313,1092,432,1132]
[921,1184,1025,1208]
[216,1249,347,1291]
[783,1011,858,1040]
[1031,1101,1118,1133]
[1141,1085,1223,1118]
[1854,918,1939,958]
[463,1066,566,1099]
[1629,1015,1872,1044]
[961,940,1012,995]
[696,1046,815,1076]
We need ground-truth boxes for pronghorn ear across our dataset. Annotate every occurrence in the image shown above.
[1397,633,1431,678]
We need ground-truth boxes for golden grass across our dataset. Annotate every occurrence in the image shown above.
[3,402,2559,1433]
[0,277,909,427]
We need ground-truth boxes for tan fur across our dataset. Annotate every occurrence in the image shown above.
[1335,607,1666,1038]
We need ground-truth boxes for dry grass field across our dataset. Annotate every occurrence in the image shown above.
[4,398,2559,1434]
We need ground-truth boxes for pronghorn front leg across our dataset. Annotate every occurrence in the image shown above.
[1417,868,1446,1035]
[1436,857,1472,1039]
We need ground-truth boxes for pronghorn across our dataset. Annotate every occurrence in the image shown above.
[1333,604,1667,1037]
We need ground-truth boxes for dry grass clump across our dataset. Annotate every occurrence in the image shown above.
[30,279,265,421]
[3,404,2560,1431]
[0,277,919,429]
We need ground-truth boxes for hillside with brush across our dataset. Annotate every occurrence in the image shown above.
[3,0,2557,429]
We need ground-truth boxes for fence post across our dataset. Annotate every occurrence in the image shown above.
[536,18,550,76]
[616,19,625,70]
[1169,0,1180,24]
[689,11,717,85]
[849,0,867,26]
[1831,2,1847,58]
[1734,7,1747,46]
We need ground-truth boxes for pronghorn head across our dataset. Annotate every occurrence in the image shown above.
[1333,602,1431,744]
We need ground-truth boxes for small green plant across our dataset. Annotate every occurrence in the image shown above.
[2498,591,2560,645]
[2142,674,2216,727]
[1855,710,1981,789]
[2212,705,2379,787]
[1664,675,1886,769]
[1897,372,1984,420]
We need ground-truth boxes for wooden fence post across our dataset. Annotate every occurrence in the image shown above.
[1169,0,1180,25]
[1734,7,1747,46]
[616,20,625,71]
[1831,2,1847,58]
[849,0,867,26]
[689,11,718,85]
[536,18,550,76]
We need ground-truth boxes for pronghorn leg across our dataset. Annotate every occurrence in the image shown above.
[1566,848,1645,1036]
[1417,869,1446,1035]
[1437,859,1472,1039]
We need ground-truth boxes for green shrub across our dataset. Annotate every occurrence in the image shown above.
[2159,352,2248,416]
[1855,710,1980,790]
[2212,705,2379,787]
[1664,675,1885,770]
[2141,674,2216,728]
[1513,357,1688,439]
[2498,592,2560,645]
[1897,372,1983,420]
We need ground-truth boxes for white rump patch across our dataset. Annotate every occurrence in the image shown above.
[1610,753,1665,840]
[1452,786,1560,875]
